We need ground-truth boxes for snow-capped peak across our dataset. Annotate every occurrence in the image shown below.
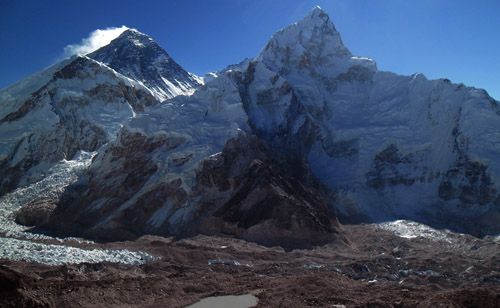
[63,26,130,57]
[112,28,156,48]
[302,6,334,30]
[259,6,375,79]
[88,27,201,100]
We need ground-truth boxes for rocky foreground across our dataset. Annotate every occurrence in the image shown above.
[1,224,498,308]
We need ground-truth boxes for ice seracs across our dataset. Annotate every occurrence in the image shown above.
[0,151,154,265]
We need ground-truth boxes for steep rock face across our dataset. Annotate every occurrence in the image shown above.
[195,136,344,250]
[88,29,202,100]
[47,129,178,240]
[259,7,375,82]
[48,131,344,249]
[0,56,157,196]
[238,7,500,235]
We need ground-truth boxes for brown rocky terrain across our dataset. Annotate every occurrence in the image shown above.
[1,224,498,307]
[36,134,345,251]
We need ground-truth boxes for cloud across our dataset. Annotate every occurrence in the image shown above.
[63,26,129,57]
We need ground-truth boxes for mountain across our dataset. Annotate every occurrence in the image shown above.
[9,7,500,248]
[0,56,156,196]
[88,29,202,100]
[0,30,202,197]
[252,7,500,235]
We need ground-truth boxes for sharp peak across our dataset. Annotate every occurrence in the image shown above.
[269,5,336,38]
[120,27,146,36]
[308,5,328,17]
[99,27,162,51]
[116,28,153,40]
[300,5,333,28]
[266,5,341,45]
[259,4,362,69]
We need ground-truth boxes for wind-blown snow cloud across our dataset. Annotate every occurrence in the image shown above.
[63,26,129,57]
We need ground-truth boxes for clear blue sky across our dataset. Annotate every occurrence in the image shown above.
[1,0,499,99]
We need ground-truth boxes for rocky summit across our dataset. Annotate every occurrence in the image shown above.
[88,29,202,100]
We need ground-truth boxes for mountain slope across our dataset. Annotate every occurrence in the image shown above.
[88,29,202,101]
[0,27,203,197]
[0,56,157,196]
[249,7,500,235]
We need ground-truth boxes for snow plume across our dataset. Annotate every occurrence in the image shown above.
[64,26,129,56]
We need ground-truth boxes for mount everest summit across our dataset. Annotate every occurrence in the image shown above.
[0,7,499,249]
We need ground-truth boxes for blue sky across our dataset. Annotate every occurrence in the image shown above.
[1,0,499,99]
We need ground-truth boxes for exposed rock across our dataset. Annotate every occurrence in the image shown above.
[47,130,174,241]
[0,55,158,197]
[202,160,343,250]
[439,159,497,206]
[15,198,57,227]
[194,135,345,250]
[88,29,201,100]
[365,144,425,189]
[45,133,345,250]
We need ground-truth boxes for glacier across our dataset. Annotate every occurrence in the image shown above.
[0,151,153,265]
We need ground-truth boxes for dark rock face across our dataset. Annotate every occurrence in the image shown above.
[15,198,57,227]
[46,130,176,240]
[435,158,500,236]
[336,65,375,83]
[439,159,497,206]
[88,29,201,99]
[43,133,345,249]
[0,96,39,124]
[206,160,343,249]
[366,144,426,189]
[194,135,345,250]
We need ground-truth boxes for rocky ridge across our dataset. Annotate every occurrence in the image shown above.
[0,29,202,198]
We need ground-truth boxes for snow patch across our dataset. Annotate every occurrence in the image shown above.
[376,220,455,243]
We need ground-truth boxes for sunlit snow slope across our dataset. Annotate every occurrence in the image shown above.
[88,29,202,101]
